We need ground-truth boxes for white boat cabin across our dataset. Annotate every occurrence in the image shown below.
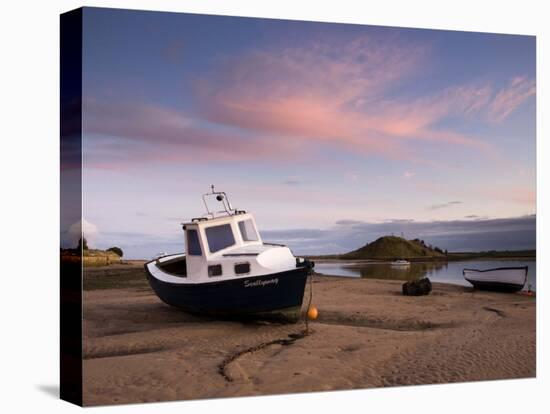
[148,188,300,284]
[183,211,297,281]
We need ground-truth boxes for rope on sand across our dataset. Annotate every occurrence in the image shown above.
[218,265,316,382]
[305,271,314,334]
[218,330,308,382]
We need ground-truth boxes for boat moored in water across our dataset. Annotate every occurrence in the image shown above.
[391,259,411,267]
[462,266,528,292]
[144,186,314,322]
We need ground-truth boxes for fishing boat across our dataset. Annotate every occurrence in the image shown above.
[462,266,528,292]
[391,259,410,267]
[144,186,314,322]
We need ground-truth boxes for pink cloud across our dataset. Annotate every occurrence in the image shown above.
[82,35,535,170]
[195,38,508,160]
[488,77,536,122]
[82,99,303,169]
[198,36,423,139]
[360,84,495,150]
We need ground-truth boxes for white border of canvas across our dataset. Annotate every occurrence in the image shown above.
[0,1,546,413]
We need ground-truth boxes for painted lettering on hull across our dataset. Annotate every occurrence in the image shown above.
[244,278,279,288]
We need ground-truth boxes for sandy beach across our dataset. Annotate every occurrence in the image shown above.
[82,262,535,406]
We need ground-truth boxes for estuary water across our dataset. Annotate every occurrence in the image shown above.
[314,259,536,291]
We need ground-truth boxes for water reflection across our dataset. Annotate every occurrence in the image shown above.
[315,259,536,291]
[342,262,448,282]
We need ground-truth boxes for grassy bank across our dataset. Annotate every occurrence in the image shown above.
[83,263,149,290]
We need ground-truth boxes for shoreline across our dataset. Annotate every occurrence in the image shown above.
[312,257,536,293]
[308,256,536,263]
[82,264,536,405]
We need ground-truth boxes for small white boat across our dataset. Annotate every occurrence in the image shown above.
[463,266,528,292]
[144,186,314,322]
[391,259,410,267]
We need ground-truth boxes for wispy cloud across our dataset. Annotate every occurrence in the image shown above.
[82,99,301,168]
[194,39,534,163]
[283,177,302,186]
[82,35,534,170]
[196,36,495,160]
[335,219,365,226]
[428,200,463,210]
[488,77,536,122]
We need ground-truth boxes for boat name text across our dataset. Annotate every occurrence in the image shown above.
[244,278,279,288]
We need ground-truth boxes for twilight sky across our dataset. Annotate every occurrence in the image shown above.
[78,7,536,259]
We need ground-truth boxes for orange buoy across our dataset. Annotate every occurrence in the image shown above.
[307,306,318,320]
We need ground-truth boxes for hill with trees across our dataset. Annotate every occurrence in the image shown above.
[340,236,446,260]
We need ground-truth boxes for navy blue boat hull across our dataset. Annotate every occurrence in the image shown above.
[145,266,310,322]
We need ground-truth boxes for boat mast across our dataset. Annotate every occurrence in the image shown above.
[202,185,238,218]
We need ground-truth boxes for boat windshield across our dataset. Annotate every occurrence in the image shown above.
[238,219,258,241]
[205,224,236,253]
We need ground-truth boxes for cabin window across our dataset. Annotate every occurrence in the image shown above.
[205,224,236,253]
[238,219,258,241]
[208,264,222,277]
[186,229,202,256]
[234,262,250,274]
